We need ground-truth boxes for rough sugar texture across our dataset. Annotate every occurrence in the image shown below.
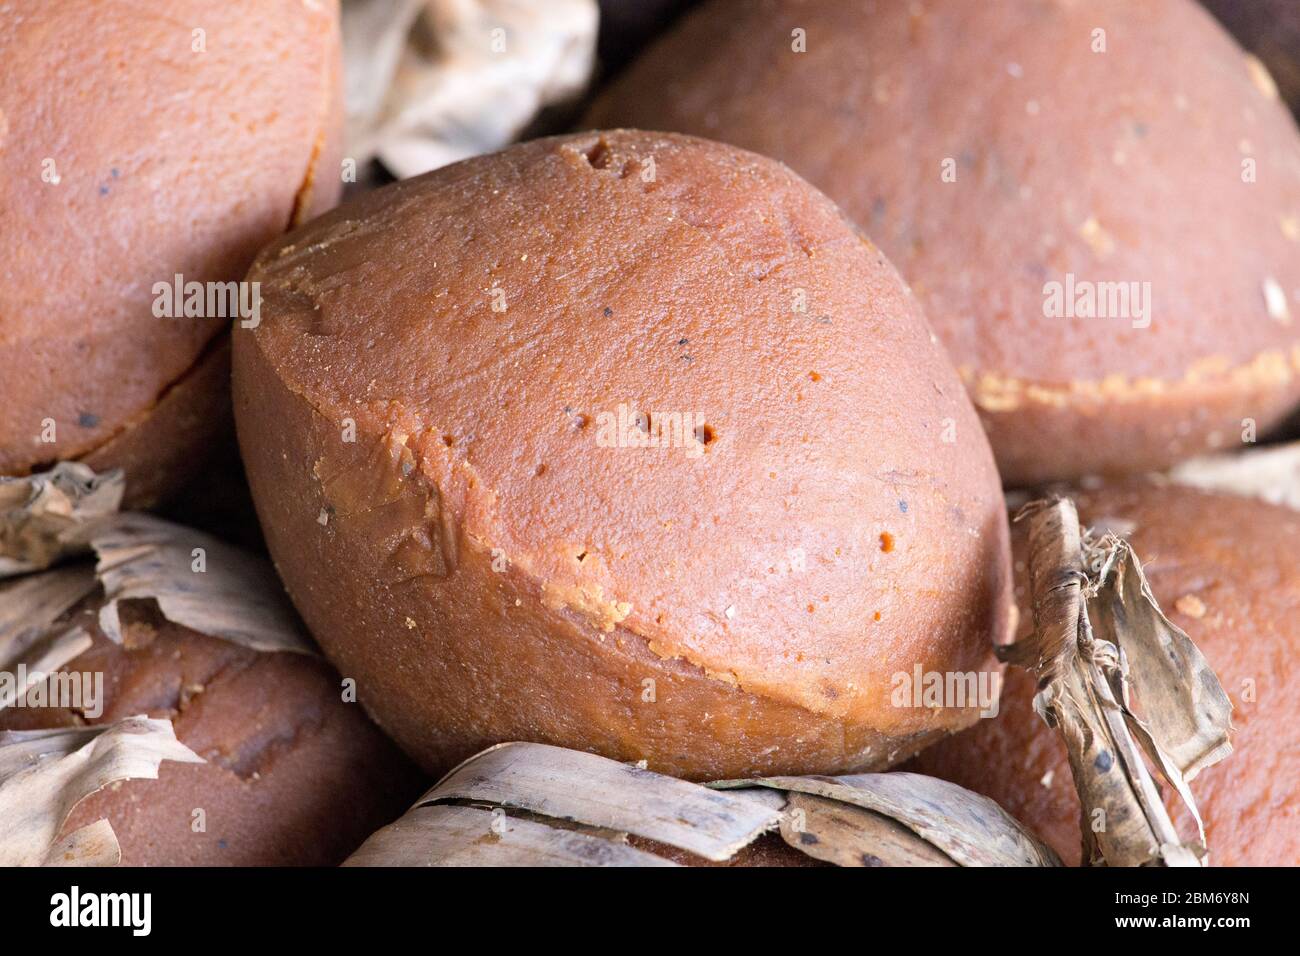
[233,130,1014,780]
[910,482,1300,866]
[0,0,343,506]
[0,604,421,866]
[587,0,1300,484]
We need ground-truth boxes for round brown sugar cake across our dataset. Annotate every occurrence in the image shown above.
[1,603,421,867]
[233,129,1014,780]
[586,0,1300,485]
[909,482,1300,866]
[0,0,343,507]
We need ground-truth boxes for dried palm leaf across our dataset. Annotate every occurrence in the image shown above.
[345,741,1061,867]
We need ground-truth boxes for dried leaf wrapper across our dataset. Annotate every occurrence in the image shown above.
[0,466,317,866]
[0,463,124,577]
[2,471,313,714]
[711,771,1061,866]
[1005,498,1234,867]
[343,0,597,178]
[1169,439,1300,511]
[91,513,314,655]
[0,717,203,866]
[344,742,1061,866]
[0,566,97,712]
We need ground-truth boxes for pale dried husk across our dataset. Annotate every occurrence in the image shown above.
[91,512,314,656]
[1168,440,1300,510]
[343,0,597,178]
[711,771,1060,866]
[1,476,313,722]
[0,717,203,866]
[344,741,1062,867]
[0,566,97,712]
[1004,498,1234,867]
[0,465,314,867]
[0,463,124,577]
